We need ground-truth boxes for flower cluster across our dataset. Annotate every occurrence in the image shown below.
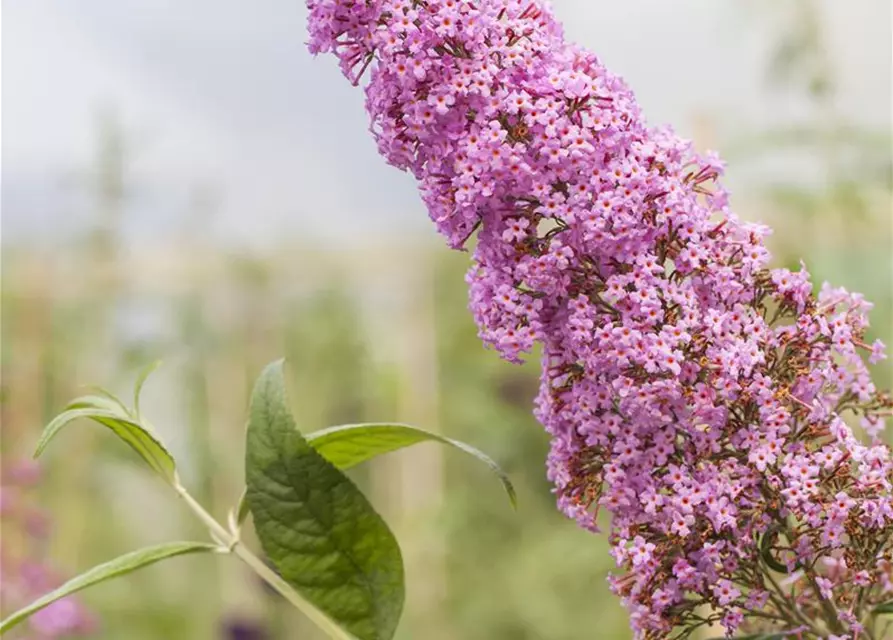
[1,461,96,638]
[306,1,893,637]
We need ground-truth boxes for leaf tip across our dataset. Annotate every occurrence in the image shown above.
[507,486,518,510]
[33,435,50,460]
[134,359,164,417]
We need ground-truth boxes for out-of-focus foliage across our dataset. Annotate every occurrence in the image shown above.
[433,251,629,640]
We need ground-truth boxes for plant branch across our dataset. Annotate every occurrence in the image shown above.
[173,482,355,640]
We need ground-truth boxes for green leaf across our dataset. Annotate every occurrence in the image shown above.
[874,601,893,614]
[35,407,177,483]
[83,386,130,414]
[245,360,404,640]
[0,542,217,634]
[759,524,790,574]
[65,394,133,415]
[308,423,516,509]
[235,487,250,526]
[133,359,163,419]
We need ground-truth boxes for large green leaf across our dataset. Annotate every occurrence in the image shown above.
[245,360,404,640]
[308,423,516,508]
[34,404,177,484]
[0,542,216,633]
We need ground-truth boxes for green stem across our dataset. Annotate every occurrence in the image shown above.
[173,481,355,640]
[804,571,843,634]
[761,566,820,636]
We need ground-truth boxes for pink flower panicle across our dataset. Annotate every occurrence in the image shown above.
[306,1,893,637]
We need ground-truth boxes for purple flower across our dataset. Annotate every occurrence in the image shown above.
[306,1,893,636]
[30,599,93,637]
[1,460,96,638]
[222,618,269,640]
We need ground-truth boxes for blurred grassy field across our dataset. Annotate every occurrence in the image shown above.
[0,239,633,640]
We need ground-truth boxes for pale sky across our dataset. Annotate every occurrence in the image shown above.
[3,0,891,248]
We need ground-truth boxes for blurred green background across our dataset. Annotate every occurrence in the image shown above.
[2,2,890,639]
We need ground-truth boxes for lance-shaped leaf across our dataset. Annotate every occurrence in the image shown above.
[759,524,791,574]
[307,423,516,508]
[0,542,217,634]
[84,385,131,414]
[874,601,893,614]
[35,404,177,484]
[234,488,251,527]
[65,394,133,415]
[133,359,163,420]
[245,360,404,640]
